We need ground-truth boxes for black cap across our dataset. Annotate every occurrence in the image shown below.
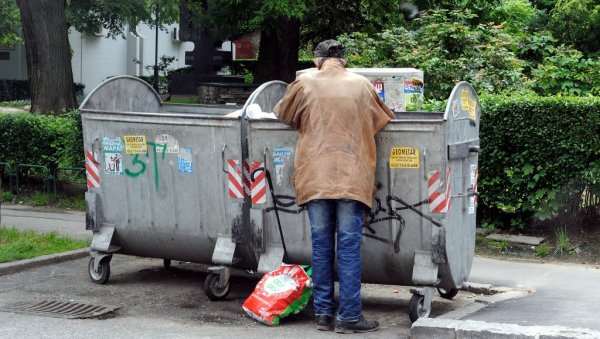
[314,39,345,58]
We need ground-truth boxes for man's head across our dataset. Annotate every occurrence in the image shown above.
[313,39,347,69]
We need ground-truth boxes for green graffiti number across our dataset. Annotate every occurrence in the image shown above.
[124,142,167,191]
[125,154,146,177]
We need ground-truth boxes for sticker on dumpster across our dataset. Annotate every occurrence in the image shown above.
[85,150,100,188]
[104,152,123,175]
[386,78,404,112]
[155,134,179,154]
[251,162,267,204]
[102,137,123,152]
[390,147,419,168]
[452,100,460,118]
[460,89,478,121]
[228,159,244,199]
[469,164,478,214]
[124,135,147,154]
[102,137,123,175]
[429,168,452,213]
[404,78,424,111]
[177,147,193,173]
[273,146,293,187]
[372,81,385,102]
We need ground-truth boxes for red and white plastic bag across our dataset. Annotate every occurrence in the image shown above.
[242,264,312,326]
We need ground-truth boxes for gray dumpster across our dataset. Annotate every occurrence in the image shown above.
[80,76,259,299]
[81,74,480,322]
[245,80,480,322]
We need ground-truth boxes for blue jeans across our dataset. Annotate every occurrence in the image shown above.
[307,199,365,322]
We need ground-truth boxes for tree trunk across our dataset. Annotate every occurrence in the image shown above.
[16,0,76,114]
[254,18,300,84]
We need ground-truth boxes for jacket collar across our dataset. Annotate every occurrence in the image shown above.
[320,59,346,72]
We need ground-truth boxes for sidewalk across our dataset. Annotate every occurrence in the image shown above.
[0,202,88,240]
[2,202,600,338]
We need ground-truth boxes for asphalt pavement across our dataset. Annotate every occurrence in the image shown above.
[2,202,600,338]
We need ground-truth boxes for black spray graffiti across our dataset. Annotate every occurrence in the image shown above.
[263,194,439,254]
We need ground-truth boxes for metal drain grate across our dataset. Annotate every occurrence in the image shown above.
[0,300,121,319]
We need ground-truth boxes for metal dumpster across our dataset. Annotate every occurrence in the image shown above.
[80,76,259,299]
[244,80,480,322]
[81,74,480,322]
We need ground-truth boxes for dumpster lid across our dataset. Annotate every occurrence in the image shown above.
[79,75,161,113]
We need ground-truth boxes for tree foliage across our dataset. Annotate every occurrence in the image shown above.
[339,9,526,100]
[548,0,600,55]
[0,0,21,46]
[66,0,181,38]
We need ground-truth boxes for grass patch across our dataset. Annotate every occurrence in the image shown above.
[535,245,551,257]
[0,226,90,263]
[476,236,510,253]
[554,227,573,255]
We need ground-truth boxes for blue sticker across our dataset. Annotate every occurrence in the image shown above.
[178,147,193,173]
[273,146,294,186]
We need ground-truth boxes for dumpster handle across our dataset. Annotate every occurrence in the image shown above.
[221,144,228,173]
[262,146,268,169]
[251,166,289,263]
[422,148,427,180]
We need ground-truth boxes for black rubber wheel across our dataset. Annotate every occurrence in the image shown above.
[88,257,110,285]
[409,294,431,323]
[204,273,230,301]
[163,259,171,269]
[437,287,459,300]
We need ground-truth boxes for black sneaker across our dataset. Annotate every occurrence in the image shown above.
[334,315,379,334]
[316,315,334,331]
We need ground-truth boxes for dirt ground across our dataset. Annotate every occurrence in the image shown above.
[477,218,600,265]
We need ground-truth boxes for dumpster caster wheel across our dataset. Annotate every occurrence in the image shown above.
[409,294,430,322]
[88,257,110,285]
[437,287,458,300]
[163,259,171,269]
[204,273,230,301]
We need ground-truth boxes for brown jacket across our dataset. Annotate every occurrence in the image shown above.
[273,61,394,208]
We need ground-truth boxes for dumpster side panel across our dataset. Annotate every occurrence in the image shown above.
[369,119,445,284]
[82,111,251,266]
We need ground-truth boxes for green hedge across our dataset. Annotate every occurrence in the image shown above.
[0,111,83,177]
[0,81,85,102]
[478,95,600,229]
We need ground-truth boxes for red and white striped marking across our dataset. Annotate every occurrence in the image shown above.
[243,160,252,197]
[251,162,266,205]
[428,168,452,213]
[228,159,245,199]
[85,150,100,188]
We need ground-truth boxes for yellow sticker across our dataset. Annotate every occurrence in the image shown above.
[390,147,419,168]
[124,135,147,154]
[461,89,470,112]
[468,97,477,121]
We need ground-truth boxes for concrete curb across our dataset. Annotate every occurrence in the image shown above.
[411,318,600,339]
[0,248,90,275]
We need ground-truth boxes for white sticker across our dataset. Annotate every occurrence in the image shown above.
[104,152,123,175]
[155,134,180,154]
[468,164,478,214]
